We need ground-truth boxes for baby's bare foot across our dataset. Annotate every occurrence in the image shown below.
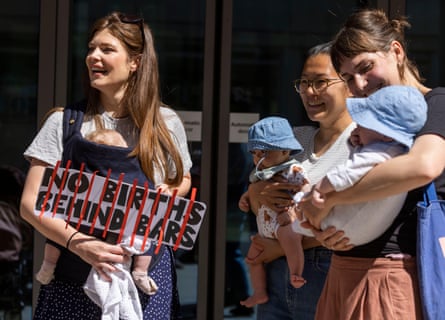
[240,293,269,308]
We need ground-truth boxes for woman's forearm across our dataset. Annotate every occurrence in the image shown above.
[20,162,81,247]
[329,134,445,206]
[21,160,129,280]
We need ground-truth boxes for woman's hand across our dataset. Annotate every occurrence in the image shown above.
[248,179,298,213]
[238,191,250,213]
[349,127,362,147]
[245,234,284,264]
[297,189,353,251]
[156,183,172,195]
[69,233,130,281]
[311,188,326,209]
[300,223,354,251]
[297,190,331,229]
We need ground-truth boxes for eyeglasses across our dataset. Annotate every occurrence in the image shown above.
[293,78,344,94]
[119,13,145,48]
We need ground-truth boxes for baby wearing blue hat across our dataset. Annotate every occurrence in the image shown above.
[239,116,311,307]
[293,85,427,248]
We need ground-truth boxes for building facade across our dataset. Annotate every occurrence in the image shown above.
[1,0,444,319]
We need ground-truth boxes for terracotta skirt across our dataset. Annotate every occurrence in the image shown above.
[315,254,423,320]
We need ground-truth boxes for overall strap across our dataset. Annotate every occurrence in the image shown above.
[62,100,87,144]
[423,182,438,205]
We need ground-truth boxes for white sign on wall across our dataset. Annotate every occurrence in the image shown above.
[229,113,259,143]
[177,111,202,142]
[177,111,259,143]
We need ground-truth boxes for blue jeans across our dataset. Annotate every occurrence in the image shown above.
[257,246,332,320]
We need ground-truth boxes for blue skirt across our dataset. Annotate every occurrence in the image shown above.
[33,246,180,320]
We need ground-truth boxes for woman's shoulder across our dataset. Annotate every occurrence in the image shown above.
[41,107,64,127]
[160,106,179,119]
[425,87,445,103]
[24,108,64,166]
[426,87,445,96]
[160,106,185,130]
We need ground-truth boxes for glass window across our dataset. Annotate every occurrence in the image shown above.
[405,0,442,86]
[0,3,39,171]
[69,1,205,112]
[0,3,39,319]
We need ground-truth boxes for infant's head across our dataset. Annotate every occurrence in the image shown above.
[85,129,128,148]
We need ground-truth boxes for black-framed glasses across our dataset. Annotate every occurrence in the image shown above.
[118,13,145,48]
[293,78,344,94]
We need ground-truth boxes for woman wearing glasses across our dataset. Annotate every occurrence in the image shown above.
[20,12,191,319]
[246,42,354,319]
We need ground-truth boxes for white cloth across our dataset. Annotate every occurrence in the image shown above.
[83,262,143,320]
[120,236,151,255]
[83,240,150,320]
[326,141,406,192]
[292,140,408,246]
[257,205,279,238]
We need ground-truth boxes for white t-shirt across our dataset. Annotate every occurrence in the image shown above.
[24,106,192,186]
[293,123,355,184]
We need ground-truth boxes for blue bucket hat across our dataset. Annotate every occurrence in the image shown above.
[247,116,303,154]
[346,85,427,148]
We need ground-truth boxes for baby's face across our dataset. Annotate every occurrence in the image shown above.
[250,149,290,169]
[352,125,392,146]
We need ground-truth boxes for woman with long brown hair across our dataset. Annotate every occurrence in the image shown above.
[21,12,191,319]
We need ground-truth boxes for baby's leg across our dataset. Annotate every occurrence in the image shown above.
[240,242,269,307]
[132,255,159,295]
[36,243,61,284]
[276,225,306,288]
[133,255,152,273]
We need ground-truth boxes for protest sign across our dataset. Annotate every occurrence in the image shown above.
[35,162,206,251]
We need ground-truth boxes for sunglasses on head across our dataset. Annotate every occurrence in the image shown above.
[118,13,145,47]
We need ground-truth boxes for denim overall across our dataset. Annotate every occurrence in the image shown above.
[34,102,180,320]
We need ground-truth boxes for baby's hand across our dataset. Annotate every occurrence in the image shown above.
[239,191,251,212]
[311,188,325,208]
[349,127,362,147]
